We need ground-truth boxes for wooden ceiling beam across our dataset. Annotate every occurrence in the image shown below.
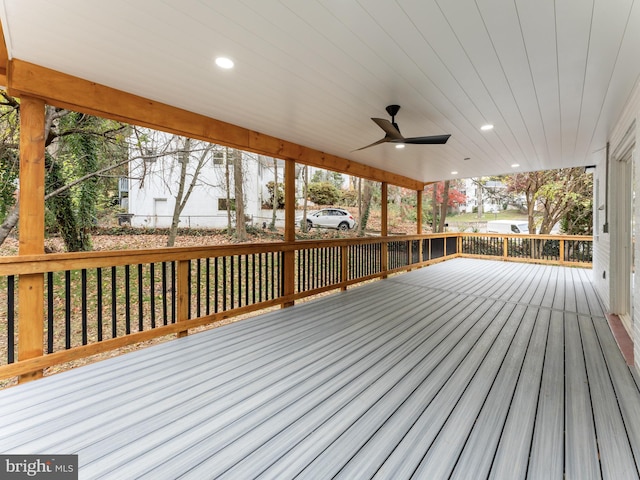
[7,59,425,191]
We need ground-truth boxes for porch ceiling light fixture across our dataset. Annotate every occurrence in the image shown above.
[480,124,494,131]
[215,57,234,69]
[451,171,458,175]
[395,144,405,149]
[511,163,520,168]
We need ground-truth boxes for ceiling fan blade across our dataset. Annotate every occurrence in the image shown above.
[371,118,404,140]
[352,136,391,152]
[400,134,451,145]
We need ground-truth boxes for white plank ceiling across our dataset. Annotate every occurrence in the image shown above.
[1,0,639,183]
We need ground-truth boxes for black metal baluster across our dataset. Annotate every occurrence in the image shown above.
[7,276,14,363]
[81,269,88,345]
[279,251,285,296]
[47,272,54,353]
[171,261,176,324]
[231,256,235,309]
[297,250,301,293]
[150,263,156,329]
[245,254,250,306]
[196,259,202,318]
[65,270,71,349]
[252,254,256,305]
[111,267,117,338]
[206,258,211,315]
[223,256,228,311]
[313,249,317,289]
[137,264,144,332]
[97,268,103,341]
[162,262,168,326]
[258,253,263,303]
[188,260,192,320]
[270,252,275,300]
[215,257,219,313]
[125,265,131,334]
[236,255,241,308]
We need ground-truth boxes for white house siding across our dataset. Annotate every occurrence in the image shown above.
[594,78,640,369]
[592,147,609,311]
[128,142,279,229]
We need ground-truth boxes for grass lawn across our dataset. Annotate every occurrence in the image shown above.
[448,210,528,223]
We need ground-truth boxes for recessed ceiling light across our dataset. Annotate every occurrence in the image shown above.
[395,144,405,149]
[511,163,520,168]
[215,57,234,69]
[451,171,458,175]
[481,124,494,131]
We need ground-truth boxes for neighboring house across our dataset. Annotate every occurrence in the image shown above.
[125,133,289,229]
[461,178,528,214]
[462,178,506,213]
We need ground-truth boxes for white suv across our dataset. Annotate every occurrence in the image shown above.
[298,208,357,231]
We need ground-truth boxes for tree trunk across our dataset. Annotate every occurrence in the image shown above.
[0,155,132,249]
[438,180,450,232]
[225,147,232,235]
[0,204,19,245]
[167,138,190,247]
[270,157,278,231]
[431,183,438,232]
[358,180,373,237]
[301,165,309,233]
[476,180,483,219]
[166,138,211,247]
[233,149,247,241]
[46,153,84,251]
[358,177,362,222]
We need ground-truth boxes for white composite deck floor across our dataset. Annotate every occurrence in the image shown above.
[1,258,639,479]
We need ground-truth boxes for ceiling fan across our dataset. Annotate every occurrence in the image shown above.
[354,105,451,151]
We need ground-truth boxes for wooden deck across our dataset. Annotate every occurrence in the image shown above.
[0,258,639,479]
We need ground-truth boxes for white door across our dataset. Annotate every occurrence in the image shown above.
[153,198,169,228]
[612,148,634,334]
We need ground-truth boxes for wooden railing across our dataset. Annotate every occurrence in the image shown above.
[0,232,591,382]
[458,233,593,266]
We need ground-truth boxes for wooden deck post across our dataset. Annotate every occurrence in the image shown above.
[176,259,190,338]
[381,182,388,277]
[18,96,46,382]
[417,189,423,263]
[283,159,296,307]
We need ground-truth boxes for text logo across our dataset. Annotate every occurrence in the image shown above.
[0,455,78,479]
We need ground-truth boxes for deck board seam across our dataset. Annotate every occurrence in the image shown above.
[389,280,605,319]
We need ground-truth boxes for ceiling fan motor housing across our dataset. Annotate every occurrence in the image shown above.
[385,104,401,118]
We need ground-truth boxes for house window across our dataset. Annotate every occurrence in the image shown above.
[143,148,156,163]
[212,150,225,165]
[218,198,235,211]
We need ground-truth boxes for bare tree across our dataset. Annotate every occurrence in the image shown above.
[233,148,247,241]
[358,180,373,236]
[438,180,450,232]
[166,138,213,246]
[224,147,233,234]
[270,157,278,231]
[128,130,215,247]
[301,165,309,233]
[474,178,484,218]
